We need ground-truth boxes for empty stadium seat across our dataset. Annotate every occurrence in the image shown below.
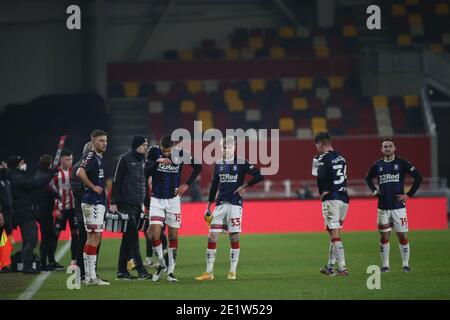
[315,46,330,57]
[296,128,312,139]
[187,80,202,94]
[430,43,444,54]
[296,26,311,38]
[281,78,297,91]
[249,36,263,49]
[155,81,171,94]
[315,87,330,103]
[270,47,285,59]
[203,80,218,93]
[298,77,313,91]
[148,101,163,114]
[313,36,327,48]
[241,48,255,59]
[279,26,295,38]
[328,76,344,90]
[372,95,388,108]
[404,95,419,108]
[124,82,140,98]
[246,109,261,122]
[180,100,196,113]
[225,48,240,59]
[293,97,308,111]
[326,107,342,119]
[179,49,194,61]
[392,4,406,16]
[342,25,357,37]
[436,3,449,15]
[279,117,295,132]
[250,79,266,92]
[397,34,412,46]
[197,111,213,131]
[311,117,327,134]
[227,99,244,112]
[224,89,239,101]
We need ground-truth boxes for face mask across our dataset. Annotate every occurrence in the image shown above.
[19,163,27,171]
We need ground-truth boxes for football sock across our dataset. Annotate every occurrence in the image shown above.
[399,239,410,267]
[230,241,240,274]
[83,244,97,280]
[327,241,336,269]
[168,240,178,274]
[380,239,390,268]
[206,242,216,273]
[152,239,166,268]
[332,238,346,271]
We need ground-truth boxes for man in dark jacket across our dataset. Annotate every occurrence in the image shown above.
[110,136,150,280]
[0,161,13,239]
[34,154,63,271]
[7,156,53,274]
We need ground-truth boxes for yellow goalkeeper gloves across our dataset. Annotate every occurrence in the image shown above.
[204,210,212,227]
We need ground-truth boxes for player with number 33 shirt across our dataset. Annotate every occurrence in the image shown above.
[195,136,264,281]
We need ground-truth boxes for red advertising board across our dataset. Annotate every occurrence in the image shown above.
[14,197,446,241]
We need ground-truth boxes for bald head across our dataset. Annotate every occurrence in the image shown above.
[83,141,93,155]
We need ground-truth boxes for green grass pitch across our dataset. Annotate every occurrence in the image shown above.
[1,230,450,300]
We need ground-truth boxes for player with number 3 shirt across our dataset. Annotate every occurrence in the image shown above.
[365,138,422,273]
[312,132,350,277]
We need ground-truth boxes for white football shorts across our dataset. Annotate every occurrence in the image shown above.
[149,196,181,228]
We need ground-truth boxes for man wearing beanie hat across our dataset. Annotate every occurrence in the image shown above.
[6,155,54,274]
[110,136,151,280]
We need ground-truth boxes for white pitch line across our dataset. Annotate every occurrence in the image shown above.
[17,240,71,300]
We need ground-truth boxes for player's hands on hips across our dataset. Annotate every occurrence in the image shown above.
[157,158,172,165]
[175,183,189,196]
[110,204,118,213]
[234,185,247,196]
[397,194,410,203]
[92,185,103,195]
[320,191,330,200]
[373,189,379,197]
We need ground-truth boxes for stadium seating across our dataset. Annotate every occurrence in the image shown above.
[158,0,450,63]
[109,76,425,139]
[107,1,438,140]
[388,0,450,53]
[161,22,360,61]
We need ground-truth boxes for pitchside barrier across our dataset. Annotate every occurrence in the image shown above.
[11,197,448,241]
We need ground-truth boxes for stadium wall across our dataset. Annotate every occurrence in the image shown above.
[108,57,359,81]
